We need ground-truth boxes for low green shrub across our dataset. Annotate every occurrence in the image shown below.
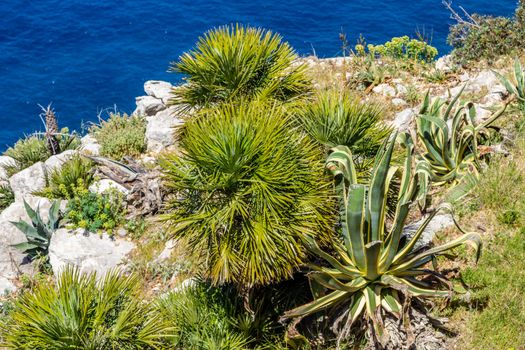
[0,185,14,210]
[170,24,311,110]
[448,2,525,63]
[2,267,168,349]
[64,180,124,234]
[356,35,438,63]
[90,113,146,160]
[4,128,80,176]
[37,155,94,199]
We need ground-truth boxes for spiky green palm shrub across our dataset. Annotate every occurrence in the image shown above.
[415,88,508,206]
[169,24,311,110]
[282,133,481,343]
[160,101,333,286]
[2,267,168,349]
[298,89,390,158]
[494,58,525,113]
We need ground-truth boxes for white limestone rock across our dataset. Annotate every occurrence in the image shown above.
[134,95,166,116]
[80,135,101,156]
[89,179,129,195]
[44,150,78,173]
[373,83,396,97]
[392,98,408,107]
[435,54,454,72]
[144,80,173,104]
[402,213,455,250]
[9,162,46,201]
[49,229,135,278]
[155,239,177,263]
[146,107,184,153]
[0,277,16,295]
[391,108,417,132]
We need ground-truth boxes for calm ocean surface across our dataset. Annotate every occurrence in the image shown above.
[0,0,518,147]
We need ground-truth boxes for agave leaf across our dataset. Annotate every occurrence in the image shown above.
[309,274,367,293]
[22,200,39,227]
[283,290,348,319]
[11,242,40,252]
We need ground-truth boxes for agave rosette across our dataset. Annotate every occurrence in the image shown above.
[283,133,481,334]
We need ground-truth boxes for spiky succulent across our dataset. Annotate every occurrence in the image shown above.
[282,133,481,341]
[42,104,60,155]
[10,200,61,260]
[494,58,525,112]
[414,87,508,206]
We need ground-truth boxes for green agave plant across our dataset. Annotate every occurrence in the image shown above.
[494,58,525,112]
[11,200,61,260]
[169,24,310,110]
[414,87,508,206]
[2,267,169,349]
[282,133,481,341]
[160,100,333,287]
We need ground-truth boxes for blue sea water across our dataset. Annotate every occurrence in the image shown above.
[0,0,518,148]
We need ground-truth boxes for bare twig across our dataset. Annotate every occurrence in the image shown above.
[442,0,480,27]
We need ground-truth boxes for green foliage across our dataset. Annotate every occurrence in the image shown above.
[170,24,311,109]
[90,113,146,160]
[0,184,14,211]
[447,2,525,63]
[2,267,168,349]
[283,133,481,340]
[414,87,508,206]
[494,58,525,113]
[64,180,124,234]
[356,36,438,63]
[298,89,390,157]
[159,283,252,350]
[38,155,94,199]
[160,100,333,286]
[10,200,61,261]
[4,128,80,176]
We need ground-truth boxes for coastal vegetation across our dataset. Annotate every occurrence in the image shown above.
[1,3,525,349]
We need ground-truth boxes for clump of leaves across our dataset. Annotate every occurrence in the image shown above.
[282,133,482,345]
[4,128,80,177]
[2,267,169,349]
[161,100,333,287]
[414,87,508,207]
[37,155,94,199]
[298,89,390,158]
[169,24,311,110]
[0,185,14,210]
[64,180,124,234]
[10,200,61,261]
[494,58,525,114]
[89,113,146,160]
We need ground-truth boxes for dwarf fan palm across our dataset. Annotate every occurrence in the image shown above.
[282,133,481,343]
[160,100,333,286]
[169,24,311,110]
[2,267,169,349]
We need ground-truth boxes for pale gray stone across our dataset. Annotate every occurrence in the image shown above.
[391,108,417,132]
[146,107,184,153]
[373,83,396,97]
[44,150,78,173]
[155,239,177,263]
[402,213,455,250]
[80,135,101,156]
[0,156,15,181]
[392,98,407,107]
[89,179,129,195]
[0,276,16,295]
[435,54,453,72]
[9,162,46,201]
[134,95,166,116]
[144,80,173,103]
[49,228,135,278]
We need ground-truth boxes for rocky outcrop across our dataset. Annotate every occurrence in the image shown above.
[391,108,417,132]
[80,135,101,156]
[0,156,15,182]
[9,162,46,200]
[49,229,135,278]
[89,179,129,195]
[145,106,184,152]
[144,80,173,103]
[44,150,78,173]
